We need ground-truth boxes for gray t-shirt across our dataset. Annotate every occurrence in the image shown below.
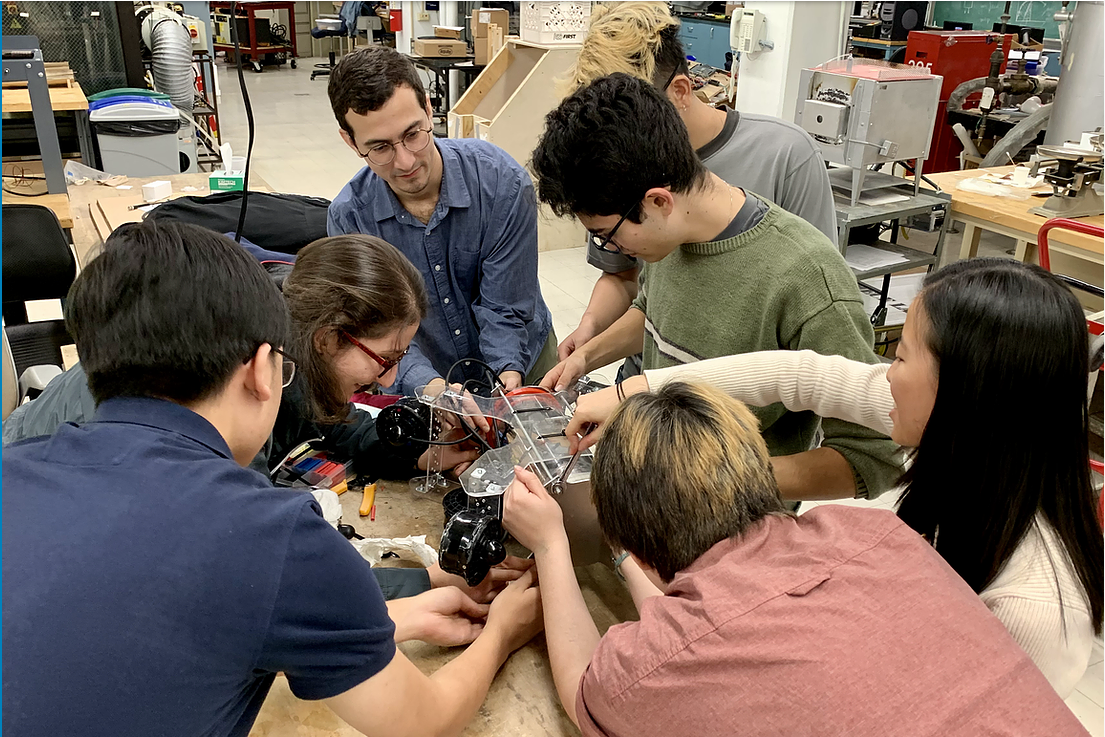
[588,108,837,274]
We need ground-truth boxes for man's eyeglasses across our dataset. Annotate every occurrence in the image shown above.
[659,64,681,92]
[589,204,636,254]
[355,127,434,166]
[271,347,297,388]
[341,330,407,374]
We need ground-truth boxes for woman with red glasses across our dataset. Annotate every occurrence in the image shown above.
[278,234,478,481]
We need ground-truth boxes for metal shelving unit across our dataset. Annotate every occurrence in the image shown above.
[832,171,952,328]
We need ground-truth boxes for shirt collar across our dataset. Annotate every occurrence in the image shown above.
[92,397,235,460]
[368,140,472,223]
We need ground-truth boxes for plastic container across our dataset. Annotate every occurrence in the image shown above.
[90,96,181,177]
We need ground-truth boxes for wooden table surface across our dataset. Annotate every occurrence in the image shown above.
[68,172,272,266]
[925,166,1104,257]
[250,479,636,737]
[1,190,72,228]
[1,81,89,113]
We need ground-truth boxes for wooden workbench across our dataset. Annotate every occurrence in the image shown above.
[1,81,89,113]
[67,172,273,266]
[2,81,87,228]
[249,479,636,737]
[1,190,72,229]
[926,166,1104,267]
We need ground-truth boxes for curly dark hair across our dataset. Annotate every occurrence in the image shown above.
[530,72,707,222]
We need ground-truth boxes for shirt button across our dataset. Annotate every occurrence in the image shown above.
[454,329,461,336]
[444,298,451,304]
[434,264,441,272]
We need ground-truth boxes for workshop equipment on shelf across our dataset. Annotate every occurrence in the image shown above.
[795,58,943,206]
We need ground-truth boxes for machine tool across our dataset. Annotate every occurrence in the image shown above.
[1028,131,1104,219]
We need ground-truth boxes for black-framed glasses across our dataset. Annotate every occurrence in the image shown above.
[659,64,681,92]
[271,347,297,388]
[589,204,636,254]
[355,126,434,166]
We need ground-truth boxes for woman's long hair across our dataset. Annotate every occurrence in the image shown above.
[897,258,1102,632]
[281,235,427,424]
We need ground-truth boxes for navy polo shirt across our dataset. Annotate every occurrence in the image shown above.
[2,397,396,736]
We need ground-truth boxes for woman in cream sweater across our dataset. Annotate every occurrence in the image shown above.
[568,258,1102,697]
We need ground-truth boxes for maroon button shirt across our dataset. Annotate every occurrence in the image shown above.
[577,506,1087,737]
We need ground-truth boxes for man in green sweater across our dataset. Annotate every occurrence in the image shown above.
[532,73,901,501]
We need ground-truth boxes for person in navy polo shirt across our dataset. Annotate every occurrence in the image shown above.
[2,220,543,737]
[326,46,558,397]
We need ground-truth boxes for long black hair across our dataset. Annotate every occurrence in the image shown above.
[897,258,1102,633]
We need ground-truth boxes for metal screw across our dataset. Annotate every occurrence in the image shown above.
[25,62,31,68]
[37,72,43,77]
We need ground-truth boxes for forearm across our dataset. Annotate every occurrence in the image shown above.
[422,634,512,736]
[580,272,638,338]
[579,308,645,374]
[536,538,601,726]
[620,557,664,611]
[772,446,857,501]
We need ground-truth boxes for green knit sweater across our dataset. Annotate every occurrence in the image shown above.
[632,200,901,498]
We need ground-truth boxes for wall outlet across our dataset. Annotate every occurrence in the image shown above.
[417,11,430,21]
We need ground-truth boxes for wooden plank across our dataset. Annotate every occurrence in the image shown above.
[1,82,88,113]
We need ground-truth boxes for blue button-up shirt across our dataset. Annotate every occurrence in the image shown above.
[328,138,552,395]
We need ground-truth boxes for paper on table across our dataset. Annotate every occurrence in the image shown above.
[846,244,909,271]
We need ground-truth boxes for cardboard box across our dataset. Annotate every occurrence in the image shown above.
[474,23,504,65]
[209,170,245,192]
[413,37,469,57]
[433,25,464,39]
[471,7,509,38]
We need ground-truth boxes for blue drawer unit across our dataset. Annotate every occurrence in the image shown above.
[678,18,731,69]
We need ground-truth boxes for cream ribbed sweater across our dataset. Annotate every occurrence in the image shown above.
[645,350,1095,697]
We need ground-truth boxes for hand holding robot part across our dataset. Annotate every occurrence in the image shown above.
[484,567,545,656]
[428,556,535,604]
[503,465,569,557]
[386,587,490,646]
[565,374,650,454]
[421,378,492,433]
[539,352,589,393]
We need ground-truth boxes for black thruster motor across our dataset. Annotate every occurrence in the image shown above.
[377,396,437,455]
[439,506,507,587]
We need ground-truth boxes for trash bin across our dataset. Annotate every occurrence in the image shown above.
[89,92,182,177]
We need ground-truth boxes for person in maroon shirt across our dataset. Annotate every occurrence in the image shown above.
[503,381,1089,737]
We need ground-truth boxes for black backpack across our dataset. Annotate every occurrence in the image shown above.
[146,191,330,255]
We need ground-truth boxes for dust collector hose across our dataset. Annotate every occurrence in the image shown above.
[980,103,1053,167]
[947,77,988,113]
[150,18,194,112]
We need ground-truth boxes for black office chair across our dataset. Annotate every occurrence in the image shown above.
[2,204,77,378]
[311,20,349,80]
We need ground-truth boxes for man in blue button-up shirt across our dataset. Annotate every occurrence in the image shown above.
[327,46,555,396]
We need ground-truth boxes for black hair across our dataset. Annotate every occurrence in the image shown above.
[653,24,691,87]
[897,258,1102,633]
[328,46,427,137]
[530,72,707,222]
[65,220,289,406]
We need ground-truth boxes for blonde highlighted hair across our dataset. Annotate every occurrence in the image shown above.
[591,381,787,582]
[559,2,685,96]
